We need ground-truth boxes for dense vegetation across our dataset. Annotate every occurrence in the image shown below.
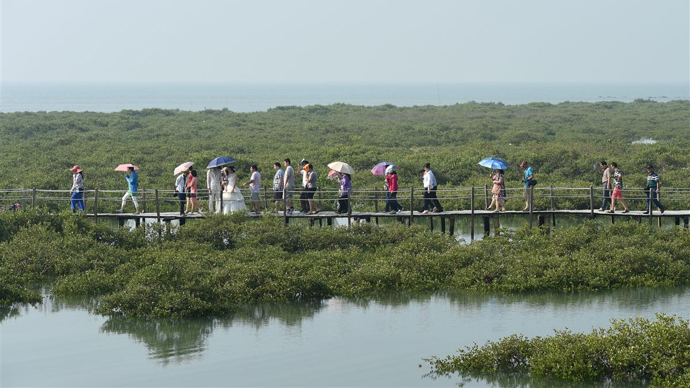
[426,314,690,387]
[1,101,689,194]
[2,211,690,317]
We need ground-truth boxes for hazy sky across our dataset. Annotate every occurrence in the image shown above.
[1,0,688,84]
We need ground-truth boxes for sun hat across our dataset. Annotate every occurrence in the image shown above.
[69,165,83,173]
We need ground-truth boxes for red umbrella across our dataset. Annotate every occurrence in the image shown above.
[327,169,340,180]
[115,163,140,172]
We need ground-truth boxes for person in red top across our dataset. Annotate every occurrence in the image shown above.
[384,167,403,213]
[185,169,202,215]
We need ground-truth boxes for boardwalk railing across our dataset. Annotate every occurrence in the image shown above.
[2,186,690,237]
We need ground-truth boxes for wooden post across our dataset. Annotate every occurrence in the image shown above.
[429,216,433,232]
[118,218,125,228]
[142,186,147,213]
[493,214,501,235]
[155,189,161,223]
[22,187,27,209]
[529,186,534,228]
[283,187,288,225]
[550,185,556,227]
[470,186,475,240]
[441,217,446,234]
[347,195,352,229]
[31,188,37,208]
[409,188,414,227]
[483,216,490,236]
[538,215,545,228]
[589,185,594,219]
[327,217,333,226]
[676,216,680,227]
[318,187,322,211]
[264,186,269,212]
[94,189,99,224]
[374,187,379,212]
[648,189,654,225]
[449,216,455,236]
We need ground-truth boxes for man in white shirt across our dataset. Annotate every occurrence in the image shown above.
[207,167,222,213]
[299,159,309,213]
[599,161,611,211]
[283,158,295,214]
[243,165,261,214]
[422,163,443,214]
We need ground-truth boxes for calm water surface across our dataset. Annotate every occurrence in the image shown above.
[1,83,687,113]
[2,287,689,387]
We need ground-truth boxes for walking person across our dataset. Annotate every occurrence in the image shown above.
[243,165,261,214]
[384,166,403,213]
[598,161,611,211]
[305,164,321,214]
[283,158,295,214]
[69,165,85,213]
[644,164,665,214]
[337,172,352,214]
[488,169,506,212]
[520,161,535,211]
[118,166,140,214]
[422,163,442,214]
[174,169,187,216]
[207,166,222,214]
[185,169,201,214]
[272,162,284,212]
[299,159,310,213]
[608,162,629,213]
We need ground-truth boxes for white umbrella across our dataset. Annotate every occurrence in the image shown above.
[174,161,194,175]
[327,161,355,175]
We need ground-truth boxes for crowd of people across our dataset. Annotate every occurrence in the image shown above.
[65,159,667,216]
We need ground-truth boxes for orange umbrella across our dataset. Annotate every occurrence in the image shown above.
[114,163,139,172]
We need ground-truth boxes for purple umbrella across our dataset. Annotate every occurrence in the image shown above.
[371,162,395,176]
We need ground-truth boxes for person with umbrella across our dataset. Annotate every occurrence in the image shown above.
[384,165,403,213]
[118,165,140,214]
[478,157,509,212]
[337,172,352,214]
[69,165,85,213]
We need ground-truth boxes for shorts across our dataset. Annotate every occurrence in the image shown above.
[250,192,260,202]
[523,186,531,199]
[273,191,283,200]
[305,187,316,200]
[188,193,197,199]
[284,185,294,199]
[612,187,623,199]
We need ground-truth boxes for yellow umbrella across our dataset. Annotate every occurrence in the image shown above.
[327,161,355,175]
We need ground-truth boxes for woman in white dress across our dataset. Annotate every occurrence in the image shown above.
[222,166,247,214]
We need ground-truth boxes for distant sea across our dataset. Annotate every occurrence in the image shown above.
[1,83,687,113]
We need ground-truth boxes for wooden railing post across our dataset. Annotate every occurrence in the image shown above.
[470,186,475,240]
[550,185,556,227]
[409,188,414,227]
[529,186,534,228]
[155,189,161,223]
[347,195,352,228]
[264,185,269,211]
[142,186,147,213]
[648,188,654,225]
[22,187,27,209]
[589,185,594,219]
[31,188,36,208]
[94,189,99,223]
[374,187,379,212]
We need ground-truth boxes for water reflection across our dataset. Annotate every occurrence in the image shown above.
[446,373,646,388]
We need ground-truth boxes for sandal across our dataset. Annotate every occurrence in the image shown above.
[607,210,615,213]
[622,209,629,213]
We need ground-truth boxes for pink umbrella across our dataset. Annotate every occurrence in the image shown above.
[327,169,340,180]
[174,161,194,175]
[114,163,140,172]
[371,162,395,176]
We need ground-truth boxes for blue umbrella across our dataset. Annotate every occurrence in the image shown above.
[207,156,236,168]
[478,157,509,170]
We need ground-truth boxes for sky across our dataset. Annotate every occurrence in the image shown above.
[1,0,688,84]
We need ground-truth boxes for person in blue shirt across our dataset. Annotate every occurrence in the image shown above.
[520,161,534,211]
[644,164,665,215]
[118,166,140,214]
